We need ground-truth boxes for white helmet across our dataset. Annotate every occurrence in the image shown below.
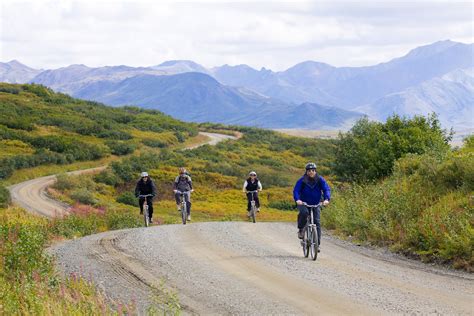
[249,171,257,177]
[141,171,149,177]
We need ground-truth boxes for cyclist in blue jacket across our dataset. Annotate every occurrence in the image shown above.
[293,162,331,251]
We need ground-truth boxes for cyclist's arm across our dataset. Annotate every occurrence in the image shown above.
[320,177,331,201]
[151,181,158,197]
[134,182,140,197]
[257,181,262,191]
[293,178,303,202]
[242,180,248,192]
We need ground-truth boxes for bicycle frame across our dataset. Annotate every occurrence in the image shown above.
[246,190,258,223]
[138,194,153,227]
[301,202,322,260]
[176,190,189,225]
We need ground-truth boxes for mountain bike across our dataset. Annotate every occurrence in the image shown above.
[176,190,189,225]
[246,190,259,223]
[138,194,153,227]
[301,202,322,261]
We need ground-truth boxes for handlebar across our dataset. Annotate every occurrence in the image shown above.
[138,194,154,198]
[246,190,259,193]
[175,190,192,194]
[301,202,323,208]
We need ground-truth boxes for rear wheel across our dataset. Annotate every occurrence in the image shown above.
[303,227,309,257]
[310,228,318,261]
[143,205,149,227]
[181,202,187,225]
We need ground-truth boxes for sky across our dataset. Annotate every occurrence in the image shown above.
[1,0,473,71]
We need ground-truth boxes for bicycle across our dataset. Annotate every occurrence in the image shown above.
[246,190,259,223]
[176,190,189,225]
[138,194,154,227]
[300,202,322,261]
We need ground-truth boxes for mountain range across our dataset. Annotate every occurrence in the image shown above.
[1,40,472,131]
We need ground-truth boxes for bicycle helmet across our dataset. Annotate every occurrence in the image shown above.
[179,167,187,175]
[249,171,257,177]
[305,162,317,170]
[141,171,149,177]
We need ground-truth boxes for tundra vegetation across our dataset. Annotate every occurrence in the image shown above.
[0,83,472,314]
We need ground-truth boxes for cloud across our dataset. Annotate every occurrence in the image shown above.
[1,0,472,70]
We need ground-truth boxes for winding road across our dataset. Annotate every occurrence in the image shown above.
[9,132,474,315]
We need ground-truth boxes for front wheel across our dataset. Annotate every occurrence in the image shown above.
[250,205,256,223]
[302,227,309,257]
[181,202,187,225]
[143,205,149,227]
[310,227,318,261]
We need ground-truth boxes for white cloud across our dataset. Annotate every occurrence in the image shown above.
[1,0,472,70]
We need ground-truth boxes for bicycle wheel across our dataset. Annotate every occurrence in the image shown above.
[181,202,187,225]
[303,227,309,257]
[310,227,318,261]
[143,205,149,227]
[250,203,256,223]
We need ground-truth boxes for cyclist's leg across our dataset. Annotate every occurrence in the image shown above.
[246,192,252,211]
[174,192,181,210]
[254,192,260,210]
[297,205,309,229]
[138,198,145,214]
[313,207,321,245]
[185,191,191,215]
[147,197,154,219]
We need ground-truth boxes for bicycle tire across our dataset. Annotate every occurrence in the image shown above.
[250,204,256,223]
[144,205,149,227]
[181,202,187,225]
[310,227,318,261]
[303,227,310,257]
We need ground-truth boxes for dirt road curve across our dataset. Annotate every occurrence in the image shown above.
[8,132,236,218]
[50,222,473,315]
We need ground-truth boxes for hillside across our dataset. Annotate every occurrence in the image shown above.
[0,83,198,180]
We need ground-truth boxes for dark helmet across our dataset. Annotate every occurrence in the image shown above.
[305,162,317,170]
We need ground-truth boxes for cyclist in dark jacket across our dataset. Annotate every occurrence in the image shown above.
[242,171,262,217]
[173,167,193,221]
[293,162,330,251]
[134,171,158,223]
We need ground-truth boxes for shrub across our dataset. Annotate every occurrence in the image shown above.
[334,114,452,182]
[116,192,137,206]
[268,200,295,211]
[93,170,119,186]
[105,140,136,155]
[70,188,97,205]
[0,184,11,207]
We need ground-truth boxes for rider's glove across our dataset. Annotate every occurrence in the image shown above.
[323,200,329,206]
[296,200,303,205]
[173,190,177,193]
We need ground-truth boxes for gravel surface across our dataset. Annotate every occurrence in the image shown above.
[49,222,474,315]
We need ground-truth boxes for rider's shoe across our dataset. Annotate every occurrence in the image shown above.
[298,229,304,239]
[257,208,260,212]
[149,218,153,224]
[177,205,180,211]
[247,211,251,217]
[187,214,191,221]
[318,246,321,253]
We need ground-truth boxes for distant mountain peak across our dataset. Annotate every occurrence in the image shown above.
[157,60,202,67]
[405,40,463,59]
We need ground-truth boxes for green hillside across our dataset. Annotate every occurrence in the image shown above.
[0,83,198,180]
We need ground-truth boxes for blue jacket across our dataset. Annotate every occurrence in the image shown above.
[293,174,331,205]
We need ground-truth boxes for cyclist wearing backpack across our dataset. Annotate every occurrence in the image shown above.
[173,167,193,221]
[242,171,262,217]
[293,162,330,251]
[134,171,158,223]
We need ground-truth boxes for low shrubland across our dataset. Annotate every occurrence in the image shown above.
[326,135,473,270]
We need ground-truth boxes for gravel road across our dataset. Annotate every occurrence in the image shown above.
[49,222,473,315]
